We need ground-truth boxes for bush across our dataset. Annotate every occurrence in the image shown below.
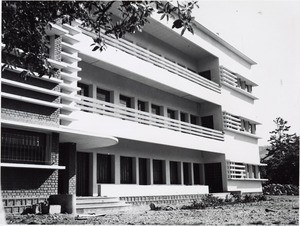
[180,194,267,210]
[263,184,299,195]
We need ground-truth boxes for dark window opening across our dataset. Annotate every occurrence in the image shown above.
[190,115,198,125]
[180,112,187,122]
[199,70,211,80]
[77,83,89,97]
[1,128,48,165]
[119,95,132,108]
[151,104,161,116]
[139,158,148,185]
[120,156,134,184]
[97,154,114,183]
[138,100,146,112]
[193,163,201,185]
[183,162,191,185]
[201,115,214,129]
[167,109,176,119]
[153,159,164,184]
[170,161,180,184]
[97,88,111,102]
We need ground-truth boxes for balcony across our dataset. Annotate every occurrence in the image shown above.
[223,112,260,138]
[220,66,258,100]
[75,95,224,141]
[81,29,221,94]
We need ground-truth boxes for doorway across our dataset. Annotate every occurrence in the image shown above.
[204,163,223,193]
[76,152,90,196]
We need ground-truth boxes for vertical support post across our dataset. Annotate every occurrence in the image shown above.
[165,160,171,185]
[114,155,121,184]
[92,152,98,196]
[134,157,139,184]
[58,143,76,195]
[148,159,153,185]
[190,163,194,185]
[179,162,184,185]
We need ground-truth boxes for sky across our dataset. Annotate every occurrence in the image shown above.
[193,0,300,146]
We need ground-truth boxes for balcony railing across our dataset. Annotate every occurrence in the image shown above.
[220,66,258,99]
[75,95,224,141]
[82,29,221,94]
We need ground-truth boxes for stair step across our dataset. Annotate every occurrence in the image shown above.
[76,198,120,204]
[77,202,130,209]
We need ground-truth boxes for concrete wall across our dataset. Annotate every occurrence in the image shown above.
[227,180,263,193]
[223,130,260,164]
[99,184,209,197]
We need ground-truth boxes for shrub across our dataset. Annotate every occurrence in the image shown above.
[263,184,299,195]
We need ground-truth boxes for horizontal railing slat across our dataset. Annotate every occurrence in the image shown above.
[76,95,224,141]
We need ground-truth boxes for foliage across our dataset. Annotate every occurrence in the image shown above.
[2,1,198,78]
[180,194,267,210]
[262,117,299,185]
[263,184,299,196]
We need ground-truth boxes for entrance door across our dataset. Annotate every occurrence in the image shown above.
[76,152,90,196]
[204,163,223,193]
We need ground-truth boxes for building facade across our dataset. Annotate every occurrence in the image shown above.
[1,12,266,213]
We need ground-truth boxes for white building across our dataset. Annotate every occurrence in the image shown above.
[1,9,266,213]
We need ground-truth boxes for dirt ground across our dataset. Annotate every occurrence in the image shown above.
[6,195,299,225]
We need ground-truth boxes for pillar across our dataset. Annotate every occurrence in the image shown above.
[92,152,98,196]
[165,160,171,185]
[179,162,184,185]
[58,143,76,195]
[114,155,121,184]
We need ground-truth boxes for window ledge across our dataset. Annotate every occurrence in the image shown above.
[0,162,65,170]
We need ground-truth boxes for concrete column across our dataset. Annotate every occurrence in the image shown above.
[200,164,205,185]
[249,165,253,178]
[58,143,76,195]
[190,163,194,185]
[148,159,153,185]
[114,155,121,184]
[92,152,98,196]
[91,84,97,99]
[165,160,171,185]
[134,157,139,184]
[179,162,184,185]
[112,90,120,104]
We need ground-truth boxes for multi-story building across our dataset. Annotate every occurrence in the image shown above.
[1,11,266,213]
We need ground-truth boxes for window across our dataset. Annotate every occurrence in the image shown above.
[201,115,214,129]
[97,88,111,102]
[77,82,89,97]
[119,95,132,108]
[1,128,48,164]
[120,156,134,184]
[151,104,161,116]
[167,109,176,119]
[97,154,114,183]
[190,115,198,125]
[138,100,147,112]
[170,161,180,184]
[199,70,211,80]
[153,159,164,184]
[180,112,188,122]
[193,163,201,185]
